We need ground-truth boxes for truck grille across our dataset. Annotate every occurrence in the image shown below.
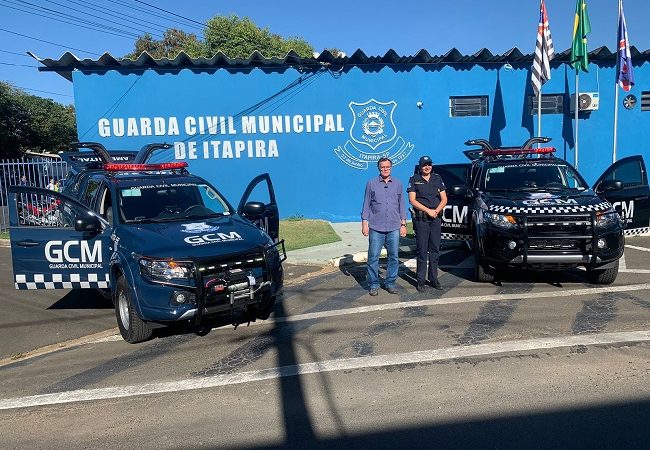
[526,214,592,236]
[528,239,581,250]
[195,250,265,275]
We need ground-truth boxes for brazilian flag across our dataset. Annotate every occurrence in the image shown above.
[570,0,591,72]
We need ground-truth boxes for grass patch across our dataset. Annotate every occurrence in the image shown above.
[405,221,414,239]
[280,219,341,251]
[0,231,8,240]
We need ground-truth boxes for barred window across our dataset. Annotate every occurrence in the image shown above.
[449,96,489,117]
[528,94,564,115]
[641,91,650,111]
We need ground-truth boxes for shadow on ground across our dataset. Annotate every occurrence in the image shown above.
[47,289,113,310]
[241,398,650,449]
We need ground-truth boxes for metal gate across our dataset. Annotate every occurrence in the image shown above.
[0,158,69,232]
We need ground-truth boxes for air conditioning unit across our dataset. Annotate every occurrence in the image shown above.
[570,92,599,112]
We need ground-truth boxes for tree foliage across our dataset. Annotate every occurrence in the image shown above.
[125,29,204,59]
[0,82,77,158]
[126,15,315,60]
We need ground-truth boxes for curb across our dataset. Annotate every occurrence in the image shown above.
[0,239,9,248]
[330,245,416,268]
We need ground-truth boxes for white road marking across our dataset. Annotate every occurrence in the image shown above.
[1,330,648,411]
[620,246,650,272]
[275,283,650,324]
[626,244,650,253]
[82,282,650,345]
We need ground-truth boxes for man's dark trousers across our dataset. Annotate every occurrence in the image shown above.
[413,217,442,284]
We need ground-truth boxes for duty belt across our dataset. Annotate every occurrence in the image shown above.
[410,208,436,221]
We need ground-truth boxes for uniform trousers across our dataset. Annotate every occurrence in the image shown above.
[413,217,442,284]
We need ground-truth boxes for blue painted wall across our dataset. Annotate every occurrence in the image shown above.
[71,60,649,221]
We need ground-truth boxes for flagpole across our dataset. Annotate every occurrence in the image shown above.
[575,70,580,169]
[613,0,622,164]
[613,83,619,164]
[537,91,542,144]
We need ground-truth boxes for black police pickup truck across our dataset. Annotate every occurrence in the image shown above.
[436,137,650,284]
[7,143,285,343]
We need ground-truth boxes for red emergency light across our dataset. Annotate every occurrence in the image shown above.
[103,162,188,171]
[482,147,555,157]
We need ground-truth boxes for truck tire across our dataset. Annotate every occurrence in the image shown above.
[256,293,277,320]
[473,233,495,283]
[115,276,153,343]
[587,260,619,285]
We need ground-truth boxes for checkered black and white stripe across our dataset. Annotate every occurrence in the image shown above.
[14,273,110,290]
[488,201,611,215]
[442,233,472,241]
[624,227,650,236]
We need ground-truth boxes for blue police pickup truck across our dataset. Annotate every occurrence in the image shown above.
[435,137,650,284]
[8,143,286,343]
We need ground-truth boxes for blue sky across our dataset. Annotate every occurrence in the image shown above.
[1,0,649,105]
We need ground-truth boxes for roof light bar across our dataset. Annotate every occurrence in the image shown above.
[482,147,555,157]
[103,162,188,171]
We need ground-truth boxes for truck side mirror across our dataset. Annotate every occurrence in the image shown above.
[243,201,266,218]
[452,185,470,196]
[75,215,102,233]
[596,180,623,194]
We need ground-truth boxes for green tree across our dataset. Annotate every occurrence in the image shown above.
[0,82,77,158]
[126,15,315,60]
[0,83,30,158]
[125,29,204,59]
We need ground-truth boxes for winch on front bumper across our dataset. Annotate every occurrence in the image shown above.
[175,240,286,325]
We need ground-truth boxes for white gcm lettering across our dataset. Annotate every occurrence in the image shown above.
[612,200,634,220]
[442,205,468,224]
[184,232,243,245]
[45,240,103,263]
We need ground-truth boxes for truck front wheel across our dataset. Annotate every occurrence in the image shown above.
[587,260,619,285]
[473,233,495,283]
[115,276,153,343]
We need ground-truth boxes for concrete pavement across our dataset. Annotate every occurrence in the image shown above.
[285,222,416,267]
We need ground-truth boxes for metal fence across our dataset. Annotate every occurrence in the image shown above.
[0,158,69,232]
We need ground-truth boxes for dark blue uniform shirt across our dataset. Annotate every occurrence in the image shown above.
[407,173,446,209]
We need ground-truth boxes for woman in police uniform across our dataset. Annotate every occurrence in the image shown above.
[407,156,448,292]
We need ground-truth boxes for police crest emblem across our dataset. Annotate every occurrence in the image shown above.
[349,99,397,151]
[181,222,220,233]
[335,98,414,170]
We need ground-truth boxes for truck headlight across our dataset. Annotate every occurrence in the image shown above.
[139,258,192,280]
[595,210,620,229]
[483,211,517,229]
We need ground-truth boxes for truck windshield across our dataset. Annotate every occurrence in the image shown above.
[119,183,231,223]
[483,163,587,191]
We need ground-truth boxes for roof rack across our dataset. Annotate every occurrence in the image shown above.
[483,147,555,158]
[134,143,173,164]
[463,137,554,161]
[59,142,182,174]
[59,142,138,174]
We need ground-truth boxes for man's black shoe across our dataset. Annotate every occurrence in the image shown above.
[431,281,443,290]
[386,286,399,295]
[369,288,379,296]
[416,283,427,293]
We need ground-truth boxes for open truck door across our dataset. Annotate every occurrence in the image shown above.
[237,173,280,241]
[8,186,111,290]
[594,155,650,236]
